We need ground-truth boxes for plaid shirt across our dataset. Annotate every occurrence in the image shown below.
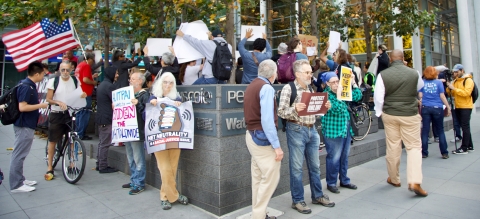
[321,86,363,138]
[278,80,316,125]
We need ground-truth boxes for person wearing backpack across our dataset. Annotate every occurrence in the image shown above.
[277,38,307,83]
[446,64,476,154]
[238,28,272,84]
[176,29,232,84]
[9,62,49,193]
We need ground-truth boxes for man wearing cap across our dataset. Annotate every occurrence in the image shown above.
[446,64,475,154]
[176,29,232,84]
[278,59,334,214]
[238,28,272,84]
[78,45,104,72]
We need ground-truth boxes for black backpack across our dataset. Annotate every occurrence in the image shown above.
[463,78,479,103]
[210,40,233,80]
[0,83,33,125]
[281,81,313,132]
[53,76,78,93]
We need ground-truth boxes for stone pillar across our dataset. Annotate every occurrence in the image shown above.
[412,28,423,74]
[260,0,267,26]
[457,0,473,73]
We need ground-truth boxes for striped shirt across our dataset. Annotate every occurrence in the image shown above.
[278,80,316,125]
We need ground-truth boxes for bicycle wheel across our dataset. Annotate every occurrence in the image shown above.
[352,105,372,141]
[44,138,63,169]
[62,137,86,184]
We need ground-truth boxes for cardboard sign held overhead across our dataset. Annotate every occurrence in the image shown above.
[173,20,210,64]
[241,25,266,41]
[146,38,172,57]
[298,34,318,57]
[328,31,341,53]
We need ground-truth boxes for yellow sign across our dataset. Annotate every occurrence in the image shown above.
[337,66,352,101]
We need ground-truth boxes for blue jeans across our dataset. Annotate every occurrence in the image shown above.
[421,106,448,156]
[75,96,92,138]
[192,75,226,85]
[451,108,462,139]
[324,122,352,187]
[124,141,146,187]
[286,122,324,203]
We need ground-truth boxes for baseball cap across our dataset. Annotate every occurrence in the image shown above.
[452,64,464,72]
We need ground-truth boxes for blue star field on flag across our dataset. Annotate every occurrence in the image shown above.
[40,18,71,39]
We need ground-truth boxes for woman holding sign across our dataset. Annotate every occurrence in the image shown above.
[149,72,188,210]
[321,72,362,194]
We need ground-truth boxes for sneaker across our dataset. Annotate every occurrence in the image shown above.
[177,194,189,205]
[161,200,172,210]
[327,185,340,194]
[129,185,145,195]
[11,185,35,193]
[442,154,449,159]
[265,215,276,219]
[99,167,118,173]
[452,148,468,154]
[428,139,432,144]
[434,137,439,142]
[468,147,474,152]
[23,180,37,186]
[450,137,461,143]
[312,194,335,207]
[122,183,133,189]
[291,201,312,214]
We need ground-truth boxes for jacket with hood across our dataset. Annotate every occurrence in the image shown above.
[447,73,474,109]
[96,67,117,125]
[113,57,142,89]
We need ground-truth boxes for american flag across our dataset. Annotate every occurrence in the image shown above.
[2,18,79,71]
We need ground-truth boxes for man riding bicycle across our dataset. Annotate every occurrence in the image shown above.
[45,60,87,180]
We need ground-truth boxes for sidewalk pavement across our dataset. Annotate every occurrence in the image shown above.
[1,111,480,219]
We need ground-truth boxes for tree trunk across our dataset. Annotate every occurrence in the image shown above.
[298,0,302,34]
[156,0,165,38]
[361,0,372,63]
[103,0,110,68]
[224,1,235,83]
[310,0,318,37]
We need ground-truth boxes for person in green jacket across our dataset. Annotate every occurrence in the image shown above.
[321,71,363,194]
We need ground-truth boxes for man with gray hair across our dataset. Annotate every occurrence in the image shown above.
[143,47,180,84]
[121,72,149,195]
[244,60,283,219]
[278,59,334,214]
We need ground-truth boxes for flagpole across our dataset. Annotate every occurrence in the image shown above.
[70,19,86,61]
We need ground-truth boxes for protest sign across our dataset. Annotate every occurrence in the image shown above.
[144,98,194,154]
[146,38,172,56]
[173,20,209,64]
[298,34,318,56]
[337,66,353,101]
[298,92,329,116]
[36,77,50,128]
[241,25,266,41]
[328,31,341,53]
[111,86,139,143]
[134,42,141,53]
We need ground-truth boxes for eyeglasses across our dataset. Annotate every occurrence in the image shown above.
[328,80,340,84]
[299,71,313,76]
[60,68,70,72]
[163,81,174,85]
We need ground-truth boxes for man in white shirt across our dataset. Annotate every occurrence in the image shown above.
[44,61,87,180]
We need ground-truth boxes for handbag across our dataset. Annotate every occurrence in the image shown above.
[249,130,271,146]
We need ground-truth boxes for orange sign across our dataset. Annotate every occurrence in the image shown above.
[298,34,318,57]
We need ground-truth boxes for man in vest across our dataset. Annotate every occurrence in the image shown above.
[374,50,427,196]
[244,60,283,219]
[278,60,334,214]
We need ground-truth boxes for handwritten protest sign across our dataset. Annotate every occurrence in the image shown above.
[298,34,318,56]
[111,86,139,143]
[337,66,353,101]
[144,98,194,153]
[298,92,328,116]
[36,77,50,128]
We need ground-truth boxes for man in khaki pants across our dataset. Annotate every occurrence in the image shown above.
[373,50,428,197]
[244,60,284,219]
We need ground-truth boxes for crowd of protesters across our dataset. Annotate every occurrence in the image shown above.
[5,27,475,219]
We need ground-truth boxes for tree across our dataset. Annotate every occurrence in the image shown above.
[345,0,436,62]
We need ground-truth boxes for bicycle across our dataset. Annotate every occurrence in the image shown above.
[43,106,87,184]
[348,88,373,141]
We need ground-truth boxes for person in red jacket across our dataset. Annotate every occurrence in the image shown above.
[75,52,98,140]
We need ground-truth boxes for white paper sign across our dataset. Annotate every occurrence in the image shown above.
[328,31,341,53]
[94,50,102,63]
[111,86,140,143]
[134,42,141,54]
[146,38,172,57]
[173,20,209,64]
[307,47,317,56]
[241,25,266,41]
[144,99,195,153]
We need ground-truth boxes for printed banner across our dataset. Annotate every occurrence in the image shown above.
[144,98,194,154]
[338,66,353,101]
[36,76,50,128]
[298,92,328,116]
[111,86,139,143]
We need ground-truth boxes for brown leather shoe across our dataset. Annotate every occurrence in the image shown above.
[387,177,401,187]
[408,184,428,197]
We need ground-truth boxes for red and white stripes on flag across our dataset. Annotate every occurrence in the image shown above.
[2,18,79,71]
